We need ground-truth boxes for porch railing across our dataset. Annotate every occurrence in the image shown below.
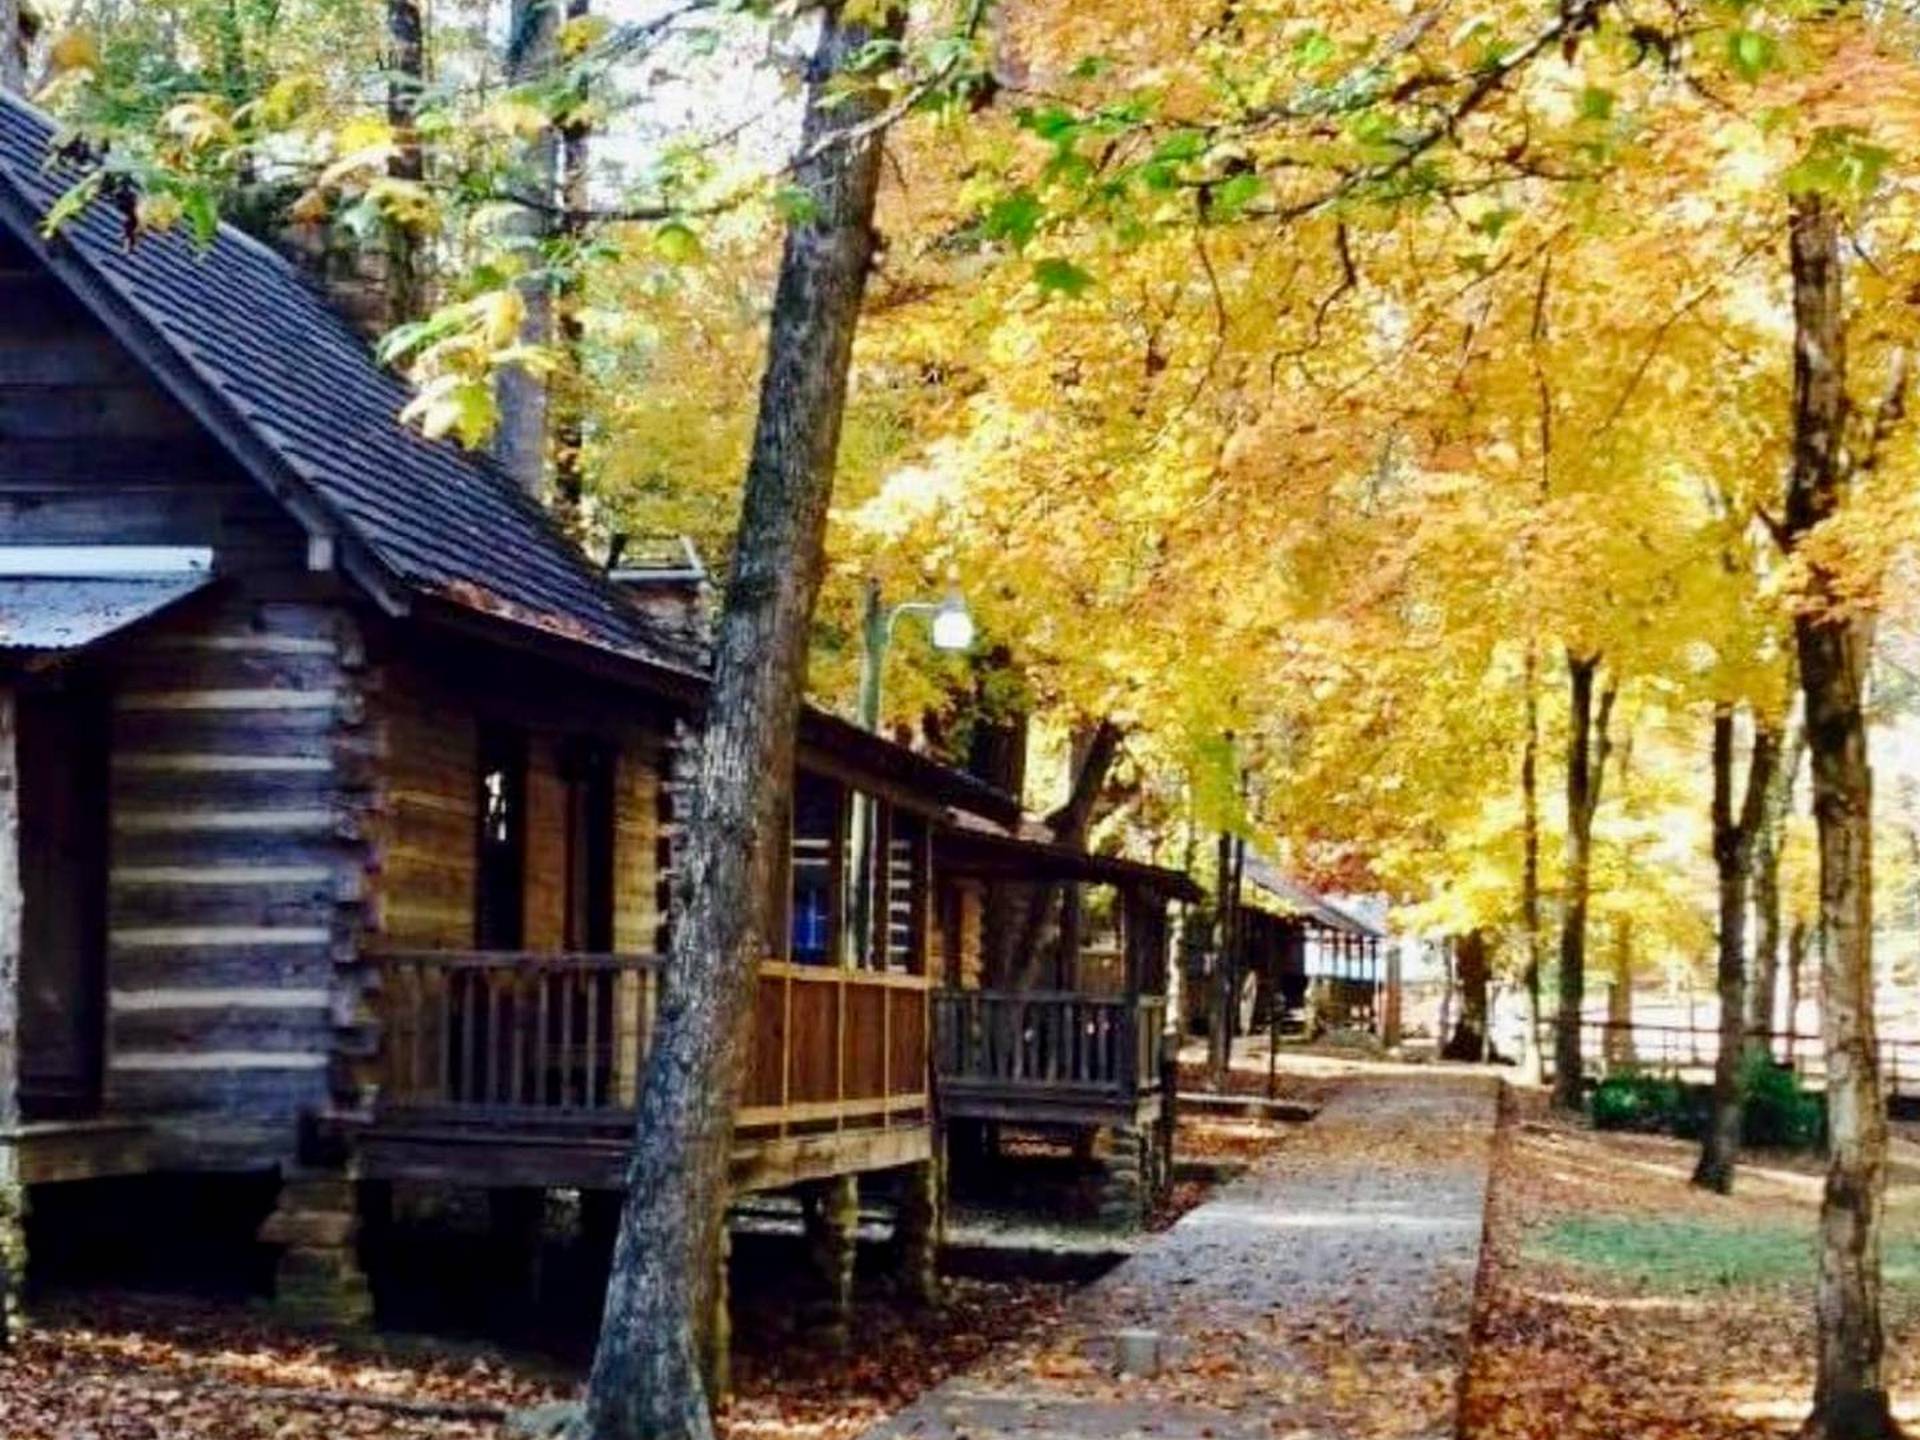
[932,990,1167,1100]
[366,951,929,1134]
[370,951,663,1122]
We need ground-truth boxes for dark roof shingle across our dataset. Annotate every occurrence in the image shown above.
[0,93,702,678]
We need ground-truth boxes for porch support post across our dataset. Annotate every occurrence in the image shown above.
[704,1219,733,1402]
[892,1152,942,1307]
[1097,1124,1148,1230]
[802,1173,858,1347]
[0,683,25,1343]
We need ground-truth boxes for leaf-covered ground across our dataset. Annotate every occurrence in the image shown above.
[1461,1095,1920,1438]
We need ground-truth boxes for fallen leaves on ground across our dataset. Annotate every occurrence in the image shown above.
[1460,1094,1920,1439]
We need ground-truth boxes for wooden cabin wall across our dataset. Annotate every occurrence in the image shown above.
[936,879,984,990]
[102,598,371,1167]
[0,233,380,1165]
[369,653,667,958]
[0,233,299,569]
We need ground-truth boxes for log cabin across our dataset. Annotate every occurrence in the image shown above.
[929,813,1199,1226]
[1235,856,1389,1038]
[0,90,1195,1346]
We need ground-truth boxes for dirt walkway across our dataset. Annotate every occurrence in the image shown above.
[865,1074,1501,1440]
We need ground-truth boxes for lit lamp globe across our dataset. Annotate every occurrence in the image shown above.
[930,594,975,652]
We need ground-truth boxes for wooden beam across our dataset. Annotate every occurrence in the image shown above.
[0,684,23,1341]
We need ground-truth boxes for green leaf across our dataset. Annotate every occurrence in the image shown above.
[653,221,703,262]
[1207,172,1263,219]
[1292,30,1338,68]
[1017,106,1081,142]
[181,186,220,249]
[772,185,821,225]
[1727,27,1777,83]
[1785,127,1892,201]
[983,188,1044,248]
[1578,86,1615,122]
[38,172,102,238]
[1151,129,1208,164]
[1032,257,1095,298]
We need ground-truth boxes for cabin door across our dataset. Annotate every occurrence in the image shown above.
[18,686,109,1117]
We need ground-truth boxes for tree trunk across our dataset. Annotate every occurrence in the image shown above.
[1520,642,1545,1082]
[1604,920,1635,1067]
[1003,719,1122,989]
[1554,653,1615,1110]
[1443,930,1492,1062]
[1695,712,1779,1194]
[1206,828,1236,1089]
[1787,189,1901,1440]
[579,9,896,1436]
[492,0,560,495]
[0,685,23,1343]
[1750,728,1803,1051]
[552,0,592,533]
[1787,918,1811,1062]
[385,0,426,324]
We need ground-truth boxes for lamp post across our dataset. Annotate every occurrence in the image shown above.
[857,578,974,733]
[847,578,974,965]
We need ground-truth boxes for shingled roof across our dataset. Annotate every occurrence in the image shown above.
[0,92,703,678]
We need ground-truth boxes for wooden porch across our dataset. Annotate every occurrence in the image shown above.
[352,950,932,1193]
[933,989,1168,1128]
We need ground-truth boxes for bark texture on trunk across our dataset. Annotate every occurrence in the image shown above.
[553,0,592,532]
[1750,729,1804,1049]
[1787,190,1901,1440]
[1520,643,1545,1081]
[385,0,426,324]
[0,685,22,1344]
[1442,930,1492,1062]
[996,719,1122,989]
[579,9,894,1436]
[1604,920,1635,1067]
[1206,826,1241,1088]
[1553,652,1615,1110]
[492,0,560,495]
[1694,712,1779,1195]
[0,3,21,95]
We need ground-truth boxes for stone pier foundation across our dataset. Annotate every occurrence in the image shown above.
[1096,1125,1149,1230]
[892,1156,942,1307]
[802,1174,858,1347]
[259,1169,373,1327]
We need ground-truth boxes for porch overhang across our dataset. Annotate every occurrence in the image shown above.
[0,572,217,670]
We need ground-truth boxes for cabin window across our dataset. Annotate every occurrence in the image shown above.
[563,738,617,953]
[790,771,843,964]
[474,724,527,950]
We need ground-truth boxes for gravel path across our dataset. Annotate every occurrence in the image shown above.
[864,1073,1502,1440]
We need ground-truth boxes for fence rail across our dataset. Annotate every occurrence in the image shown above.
[368,950,930,1135]
[933,990,1167,1099]
[1539,1017,1920,1097]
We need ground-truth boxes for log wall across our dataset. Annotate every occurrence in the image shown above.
[0,231,376,1168]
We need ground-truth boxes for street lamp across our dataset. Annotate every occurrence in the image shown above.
[847,578,974,966]
[857,579,975,733]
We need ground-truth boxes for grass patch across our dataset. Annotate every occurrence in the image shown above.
[1529,1216,1920,1292]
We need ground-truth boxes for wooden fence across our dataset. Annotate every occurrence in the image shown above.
[933,990,1167,1103]
[1541,1017,1920,1099]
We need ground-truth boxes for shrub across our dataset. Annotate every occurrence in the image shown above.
[1590,1069,1687,1133]
[1739,1050,1826,1151]
[1587,1053,1825,1152]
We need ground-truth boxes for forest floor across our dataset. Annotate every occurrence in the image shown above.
[1461,1091,1920,1438]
